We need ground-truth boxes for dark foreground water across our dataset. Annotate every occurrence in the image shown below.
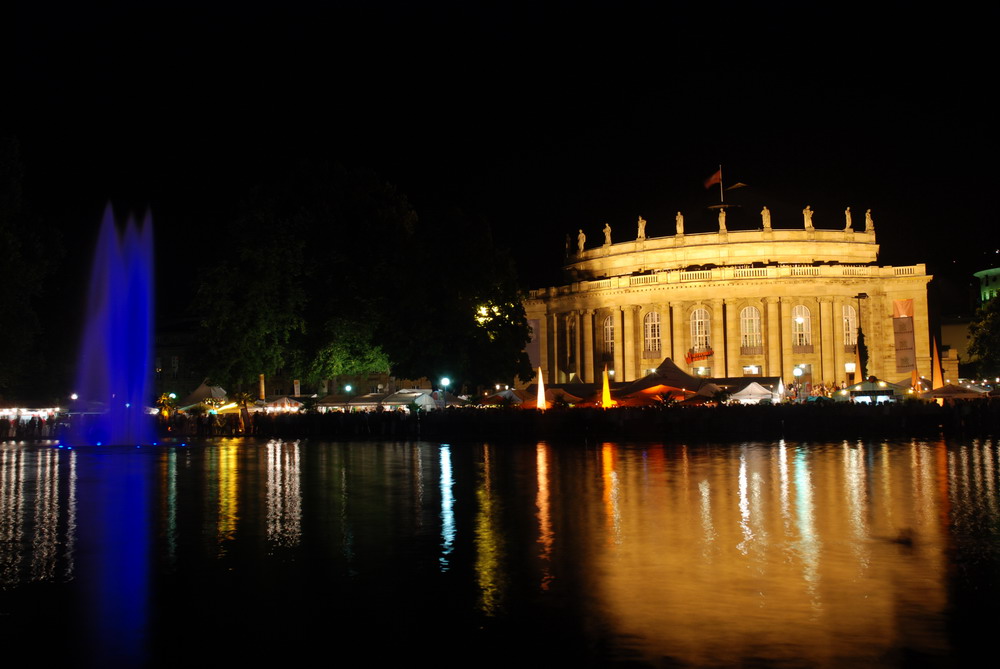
[2,438,999,667]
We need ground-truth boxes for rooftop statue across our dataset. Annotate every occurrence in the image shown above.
[865,209,874,232]
[603,222,612,246]
[577,229,586,254]
[718,208,727,232]
[844,207,852,230]
[761,206,771,229]
[637,216,647,240]
[675,211,684,235]
[803,205,814,229]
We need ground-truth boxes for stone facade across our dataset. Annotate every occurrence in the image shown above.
[525,217,931,388]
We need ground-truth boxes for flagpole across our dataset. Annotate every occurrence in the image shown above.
[718,164,724,203]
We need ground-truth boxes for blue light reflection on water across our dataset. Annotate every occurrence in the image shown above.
[79,450,151,667]
[2,438,1000,667]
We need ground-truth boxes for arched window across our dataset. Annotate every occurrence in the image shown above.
[792,305,812,346]
[643,311,661,353]
[843,304,857,347]
[603,314,615,357]
[690,308,710,351]
[740,306,762,350]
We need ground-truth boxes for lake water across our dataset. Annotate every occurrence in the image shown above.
[2,438,998,667]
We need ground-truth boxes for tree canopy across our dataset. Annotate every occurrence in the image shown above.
[194,162,531,392]
[968,296,1000,377]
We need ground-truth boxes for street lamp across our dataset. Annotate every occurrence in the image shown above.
[440,377,450,410]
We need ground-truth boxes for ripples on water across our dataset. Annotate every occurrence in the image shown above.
[2,438,999,667]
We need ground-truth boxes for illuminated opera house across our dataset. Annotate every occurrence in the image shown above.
[524,205,931,389]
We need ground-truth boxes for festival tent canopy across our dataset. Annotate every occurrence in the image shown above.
[262,396,304,411]
[178,379,227,409]
[834,378,910,402]
[730,381,777,404]
[614,384,697,406]
[619,358,715,396]
[920,384,988,400]
[480,388,532,406]
[521,387,584,409]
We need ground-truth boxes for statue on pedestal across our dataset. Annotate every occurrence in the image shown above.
[577,229,586,254]
[637,216,647,240]
[603,222,612,246]
[718,208,727,232]
[844,207,852,230]
[803,205,814,229]
[761,206,771,229]
[675,211,684,235]
[865,209,874,232]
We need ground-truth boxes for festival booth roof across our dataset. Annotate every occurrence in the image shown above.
[614,384,697,407]
[834,378,910,401]
[345,392,391,409]
[480,388,532,406]
[521,386,584,409]
[430,390,469,409]
[178,380,227,409]
[316,389,467,411]
[316,393,352,408]
[383,389,438,409]
[730,381,778,404]
[619,358,716,397]
[920,384,988,400]
[261,396,304,411]
[710,377,782,393]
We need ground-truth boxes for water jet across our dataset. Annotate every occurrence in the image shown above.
[70,205,155,445]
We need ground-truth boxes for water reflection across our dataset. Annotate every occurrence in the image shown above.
[1,447,76,586]
[439,444,454,571]
[1,438,998,666]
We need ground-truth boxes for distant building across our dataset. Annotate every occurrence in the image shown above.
[973,267,1000,303]
[525,207,931,389]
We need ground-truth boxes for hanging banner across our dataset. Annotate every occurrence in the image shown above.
[893,316,916,373]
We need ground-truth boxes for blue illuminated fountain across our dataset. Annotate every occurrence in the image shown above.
[72,205,155,446]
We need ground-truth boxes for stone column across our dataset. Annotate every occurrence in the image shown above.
[582,310,594,384]
[564,314,574,382]
[623,306,638,381]
[711,298,726,377]
[832,298,846,386]
[538,313,549,381]
[779,299,793,382]
[819,297,835,386]
[867,293,884,379]
[764,297,781,378]
[726,300,740,377]
[613,309,624,379]
[574,311,583,381]
[549,313,560,384]
[671,302,687,365]
[659,303,672,365]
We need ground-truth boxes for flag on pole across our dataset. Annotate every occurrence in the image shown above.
[704,169,722,189]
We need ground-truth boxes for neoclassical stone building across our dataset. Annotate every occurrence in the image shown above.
[524,207,931,388]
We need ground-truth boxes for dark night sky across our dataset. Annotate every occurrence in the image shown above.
[13,1,999,302]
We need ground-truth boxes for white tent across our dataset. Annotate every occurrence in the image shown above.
[730,381,777,405]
